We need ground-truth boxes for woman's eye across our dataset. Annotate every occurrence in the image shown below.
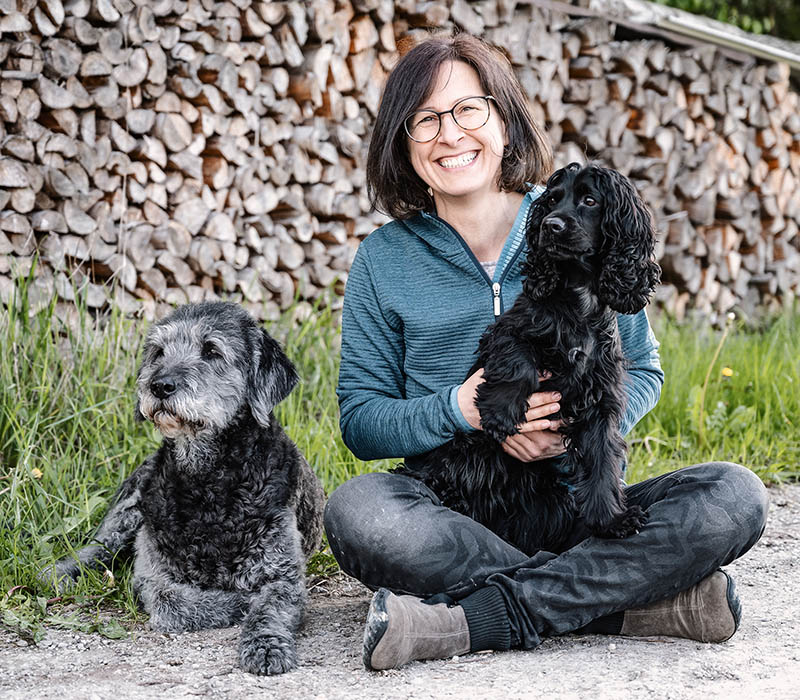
[414,114,436,125]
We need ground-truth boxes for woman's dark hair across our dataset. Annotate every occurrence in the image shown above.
[366,33,553,220]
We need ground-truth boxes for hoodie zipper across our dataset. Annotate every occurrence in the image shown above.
[410,213,525,320]
[419,213,526,319]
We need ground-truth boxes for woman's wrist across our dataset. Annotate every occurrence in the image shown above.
[457,375,483,430]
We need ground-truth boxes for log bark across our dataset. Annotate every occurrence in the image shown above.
[1,0,798,321]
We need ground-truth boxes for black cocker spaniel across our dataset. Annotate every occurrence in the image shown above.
[397,163,661,556]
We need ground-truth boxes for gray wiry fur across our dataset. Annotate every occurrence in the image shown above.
[39,302,325,676]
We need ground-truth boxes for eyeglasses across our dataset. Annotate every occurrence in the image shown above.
[404,96,496,143]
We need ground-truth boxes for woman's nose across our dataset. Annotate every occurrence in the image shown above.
[436,112,465,144]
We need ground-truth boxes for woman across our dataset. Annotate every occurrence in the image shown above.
[324,33,768,670]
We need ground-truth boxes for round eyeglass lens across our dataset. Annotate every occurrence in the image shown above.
[452,96,491,129]
[406,111,440,142]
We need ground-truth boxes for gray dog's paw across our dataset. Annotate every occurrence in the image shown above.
[36,559,81,594]
[239,634,297,675]
[145,596,197,634]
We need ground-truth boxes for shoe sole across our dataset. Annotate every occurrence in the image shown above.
[719,569,742,639]
[363,588,391,671]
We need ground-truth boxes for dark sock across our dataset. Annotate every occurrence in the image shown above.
[578,610,625,635]
[458,586,512,652]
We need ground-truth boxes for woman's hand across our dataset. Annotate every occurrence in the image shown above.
[457,369,565,462]
[501,410,565,462]
[456,368,486,430]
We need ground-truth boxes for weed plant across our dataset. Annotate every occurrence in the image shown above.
[1,279,797,638]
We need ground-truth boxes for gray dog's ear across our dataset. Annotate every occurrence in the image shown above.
[248,327,299,427]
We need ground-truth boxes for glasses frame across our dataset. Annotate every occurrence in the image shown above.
[404,95,496,144]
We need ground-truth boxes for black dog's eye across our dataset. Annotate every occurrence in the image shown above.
[201,341,222,360]
[546,195,558,207]
[582,195,599,207]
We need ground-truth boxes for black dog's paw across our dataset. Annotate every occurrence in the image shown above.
[479,411,519,443]
[475,381,529,443]
[239,634,297,675]
[595,505,649,539]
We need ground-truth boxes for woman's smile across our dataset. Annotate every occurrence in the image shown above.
[437,151,479,169]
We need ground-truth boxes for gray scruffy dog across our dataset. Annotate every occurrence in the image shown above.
[41,302,325,675]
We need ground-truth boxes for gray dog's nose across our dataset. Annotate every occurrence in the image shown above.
[151,376,178,399]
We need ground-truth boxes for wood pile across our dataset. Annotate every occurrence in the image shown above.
[0,0,798,323]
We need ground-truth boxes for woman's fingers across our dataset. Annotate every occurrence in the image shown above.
[523,391,561,422]
[502,428,566,462]
[516,418,553,433]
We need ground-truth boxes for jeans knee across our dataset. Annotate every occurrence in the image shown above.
[323,472,426,574]
[324,474,367,548]
[727,462,769,536]
[325,472,393,539]
[696,461,769,548]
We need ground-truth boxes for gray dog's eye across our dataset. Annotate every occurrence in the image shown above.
[202,341,222,360]
[150,346,164,360]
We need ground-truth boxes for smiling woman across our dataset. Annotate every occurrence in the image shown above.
[365,34,551,224]
[405,63,511,234]
[328,31,768,673]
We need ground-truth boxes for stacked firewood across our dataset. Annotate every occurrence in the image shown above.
[0,0,798,322]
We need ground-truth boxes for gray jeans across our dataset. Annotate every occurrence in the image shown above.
[324,462,769,648]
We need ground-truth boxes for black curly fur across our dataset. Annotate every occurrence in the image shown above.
[397,163,661,555]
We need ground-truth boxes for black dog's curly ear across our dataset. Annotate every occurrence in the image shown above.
[248,327,299,428]
[595,168,661,314]
[522,196,561,300]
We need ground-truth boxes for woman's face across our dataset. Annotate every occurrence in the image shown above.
[407,61,508,208]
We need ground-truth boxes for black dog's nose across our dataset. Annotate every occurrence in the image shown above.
[542,216,567,235]
[151,376,178,399]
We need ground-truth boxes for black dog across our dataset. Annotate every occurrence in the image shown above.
[398,163,661,555]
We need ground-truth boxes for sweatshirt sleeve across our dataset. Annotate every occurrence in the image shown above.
[617,309,664,435]
[337,244,471,461]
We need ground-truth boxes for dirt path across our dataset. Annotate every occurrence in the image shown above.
[2,483,798,700]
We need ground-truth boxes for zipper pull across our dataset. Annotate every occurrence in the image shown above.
[492,282,501,317]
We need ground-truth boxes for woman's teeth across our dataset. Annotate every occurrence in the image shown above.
[439,151,477,169]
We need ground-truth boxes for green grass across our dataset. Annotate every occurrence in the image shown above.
[626,311,800,484]
[1,276,798,638]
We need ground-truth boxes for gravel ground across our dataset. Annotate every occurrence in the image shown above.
[2,483,798,700]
